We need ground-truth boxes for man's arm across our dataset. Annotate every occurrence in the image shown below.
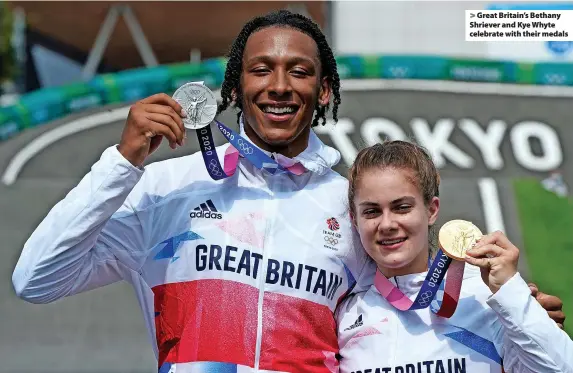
[12,146,147,303]
[12,94,186,303]
[529,282,566,329]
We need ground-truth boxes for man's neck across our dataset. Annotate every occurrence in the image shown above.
[243,122,310,159]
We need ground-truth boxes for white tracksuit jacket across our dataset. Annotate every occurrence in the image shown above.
[11,125,375,373]
[336,263,573,373]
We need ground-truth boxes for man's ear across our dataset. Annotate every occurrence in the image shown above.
[318,76,331,107]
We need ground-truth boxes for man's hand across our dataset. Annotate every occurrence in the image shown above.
[529,283,566,329]
[118,93,187,167]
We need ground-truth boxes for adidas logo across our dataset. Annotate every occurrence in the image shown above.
[344,314,363,331]
[190,199,223,220]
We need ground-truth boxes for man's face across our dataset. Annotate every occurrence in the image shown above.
[239,26,331,156]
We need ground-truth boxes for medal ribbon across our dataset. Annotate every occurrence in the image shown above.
[196,119,305,180]
[374,249,464,314]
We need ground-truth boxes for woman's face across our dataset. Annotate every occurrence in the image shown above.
[352,167,439,277]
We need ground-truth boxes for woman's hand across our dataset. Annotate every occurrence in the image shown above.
[465,231,519,294]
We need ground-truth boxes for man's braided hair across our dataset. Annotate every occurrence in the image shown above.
[217,10,341,127]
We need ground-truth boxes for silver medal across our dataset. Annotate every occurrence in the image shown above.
[172,82,218,130]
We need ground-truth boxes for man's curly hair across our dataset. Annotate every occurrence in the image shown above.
[217,10,341,127]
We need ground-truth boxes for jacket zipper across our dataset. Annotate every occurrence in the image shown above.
[253,180,276,371]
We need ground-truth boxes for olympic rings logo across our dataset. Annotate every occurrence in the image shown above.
[208,159,223,177]
[417,290,434,307]
[237,139,254,155]
[324,236,338,246]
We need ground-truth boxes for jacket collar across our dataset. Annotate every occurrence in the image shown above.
[238,114,341,176]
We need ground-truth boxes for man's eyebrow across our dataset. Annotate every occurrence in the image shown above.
[245,55,317,66]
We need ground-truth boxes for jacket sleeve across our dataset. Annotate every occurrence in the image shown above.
[12,145,150,304]
[488,272,573,373]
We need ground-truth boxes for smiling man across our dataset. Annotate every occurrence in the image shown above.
[221,22,333,158]
[11,10,566,373]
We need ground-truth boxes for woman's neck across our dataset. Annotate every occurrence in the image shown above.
[379,249,430,278]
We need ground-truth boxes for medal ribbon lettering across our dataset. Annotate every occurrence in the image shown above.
[197,120,304,180]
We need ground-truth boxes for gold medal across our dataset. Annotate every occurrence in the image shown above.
[438,219,483,261]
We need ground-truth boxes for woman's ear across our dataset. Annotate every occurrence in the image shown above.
[350,210,357,228]
[428,196,440,226]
